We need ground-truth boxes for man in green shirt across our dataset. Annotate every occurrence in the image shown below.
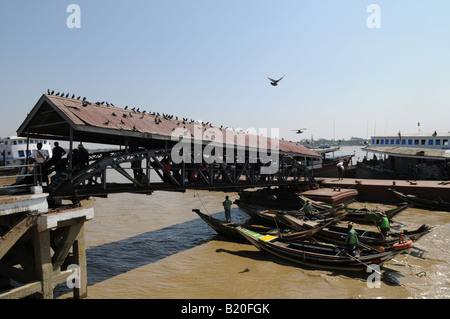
[346,223,359,255]
[380,213,390,237]
[223,196,232,223]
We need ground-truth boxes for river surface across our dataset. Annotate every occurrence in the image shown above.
[56,146,449,299]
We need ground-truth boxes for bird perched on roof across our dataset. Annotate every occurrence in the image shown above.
[47,89,51,94]
[267,75,284,86]
[72,94,75,99]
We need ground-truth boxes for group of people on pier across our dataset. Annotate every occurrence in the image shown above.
[27,142,89,186]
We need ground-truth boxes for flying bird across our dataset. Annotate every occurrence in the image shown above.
[292,128,307,134]
[267,75,284,86]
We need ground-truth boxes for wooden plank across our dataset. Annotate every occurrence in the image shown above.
[0,215,38,260]
[0,281,42,299]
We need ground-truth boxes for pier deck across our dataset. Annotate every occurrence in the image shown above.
[318,178,450,204]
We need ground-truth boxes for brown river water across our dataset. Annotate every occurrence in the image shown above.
[57,186,449,300]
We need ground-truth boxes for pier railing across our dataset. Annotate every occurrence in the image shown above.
[0,164,42,193]
[45,148,316,201]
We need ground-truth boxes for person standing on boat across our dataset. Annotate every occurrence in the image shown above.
[222,196,232,223]
[380,213,390,238]
[337,162,344,180]
[346,223,359,256]
[302,200,314,219]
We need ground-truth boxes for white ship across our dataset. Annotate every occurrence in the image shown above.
[357,132,450,180]
[0,136,52,167]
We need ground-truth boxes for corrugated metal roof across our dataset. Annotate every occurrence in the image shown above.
[363,146,450,159]
[19,94,321,158]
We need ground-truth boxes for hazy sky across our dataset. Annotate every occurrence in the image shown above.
[1,1,449,144]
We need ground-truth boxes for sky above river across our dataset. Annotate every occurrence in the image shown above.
[1,1,449,143]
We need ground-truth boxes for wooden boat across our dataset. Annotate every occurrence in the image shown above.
[298,194,409,223]
[391,189,450,212]
[235,199,343,225]
[192,209,327,242]
[236,226,412,272]
[343,203,409,223]
[282,213,433,247]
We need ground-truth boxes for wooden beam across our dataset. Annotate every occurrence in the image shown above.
[52,220,83,271]
[0,215,38,260]
[0,281,42,299]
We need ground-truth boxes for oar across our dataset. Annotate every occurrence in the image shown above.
[344,251,383,275]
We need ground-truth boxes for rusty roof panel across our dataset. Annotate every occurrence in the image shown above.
[36,94,321,158]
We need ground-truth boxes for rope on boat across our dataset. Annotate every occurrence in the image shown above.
[194,189,210,215]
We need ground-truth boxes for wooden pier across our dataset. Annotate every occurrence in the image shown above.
[318,178,450,204]
[0,187,93,299]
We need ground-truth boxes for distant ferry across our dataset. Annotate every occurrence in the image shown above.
[0,136,52,167]
[357,132,450,180]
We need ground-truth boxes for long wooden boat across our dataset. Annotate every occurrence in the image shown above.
[298,194,409,223]
[343,203,409,223]
[238,196,408,225]
[192,209,328,242]
[282,213,433,247]
[236,226,412,272]
[391,189,450,212]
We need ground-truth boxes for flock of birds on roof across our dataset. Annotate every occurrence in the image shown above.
[46,89,234,132]
[45,78,303,141]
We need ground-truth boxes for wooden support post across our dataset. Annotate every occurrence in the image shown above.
[72,224,87,299]
[33,228,53,299]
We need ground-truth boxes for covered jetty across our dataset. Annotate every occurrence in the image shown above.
[16,94,322,202]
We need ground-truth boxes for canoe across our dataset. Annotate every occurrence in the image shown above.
[193,209,274,241]
[192,209,325,242]
[391,189,450,212]
[298,195,409,223]
[343,203,409,223]
[282,213,433,247]
[235,199,341,226]
[236,226,412,272]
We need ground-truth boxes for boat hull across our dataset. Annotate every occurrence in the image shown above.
[236,226,405,272]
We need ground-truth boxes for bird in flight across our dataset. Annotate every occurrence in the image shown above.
[267,75,284,86]
[292,128,307,134]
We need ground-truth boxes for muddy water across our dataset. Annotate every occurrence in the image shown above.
[57,188,449,299]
